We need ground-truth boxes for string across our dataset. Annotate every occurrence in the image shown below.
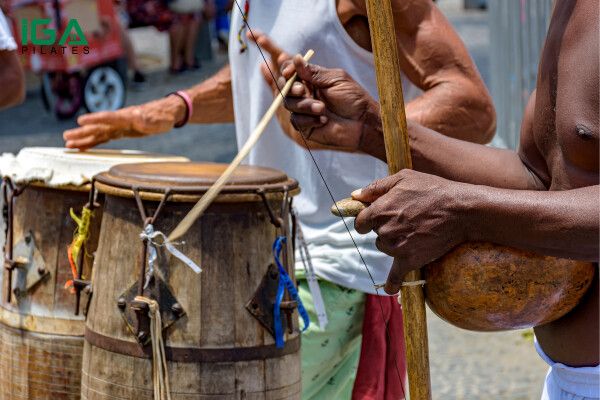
[232,1,406,396]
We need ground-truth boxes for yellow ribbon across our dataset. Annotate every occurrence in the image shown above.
[66,206,93,287]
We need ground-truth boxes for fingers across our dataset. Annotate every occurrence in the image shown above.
[292,56,337,88]
[247,30,289,69]
[260,62,279,91]
[354,205,375,234]
[285,97,325,116]
[63,124,115,150]
[290,113,327,135]
[352,173,405,203]
[384,258,407,295]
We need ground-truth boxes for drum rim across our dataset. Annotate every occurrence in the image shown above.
[93,162,300,202]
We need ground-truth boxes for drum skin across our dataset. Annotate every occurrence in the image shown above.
[0,186,101,400]
[424,242,596,331]
[82,163,301,400]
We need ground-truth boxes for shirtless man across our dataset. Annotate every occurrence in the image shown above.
[63,1,495,398]
[283,0,599,397]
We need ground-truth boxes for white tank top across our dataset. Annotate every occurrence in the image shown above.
[229,0,421,294]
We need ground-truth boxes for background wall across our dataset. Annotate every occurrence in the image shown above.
[489,0,554,149]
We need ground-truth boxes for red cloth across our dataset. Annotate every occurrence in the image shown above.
[352,294,407,400]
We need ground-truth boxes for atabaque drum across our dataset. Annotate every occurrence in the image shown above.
[424,242,595,331]
[83,162,301,400]
[0,148,188,400]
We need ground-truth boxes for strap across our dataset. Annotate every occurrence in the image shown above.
[272,236,310,348]
[168,91,193,128]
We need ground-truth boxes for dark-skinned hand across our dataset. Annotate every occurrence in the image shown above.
[279,54,384,155]
[353,169,471,294]
[248,33,336,149]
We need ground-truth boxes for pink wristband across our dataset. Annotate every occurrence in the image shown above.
[169,90,193,128]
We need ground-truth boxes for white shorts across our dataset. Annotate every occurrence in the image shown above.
[535,339,600,400]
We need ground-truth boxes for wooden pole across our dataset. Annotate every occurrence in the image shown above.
[364,1,432,398]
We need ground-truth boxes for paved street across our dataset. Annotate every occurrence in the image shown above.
[0,3,549,398]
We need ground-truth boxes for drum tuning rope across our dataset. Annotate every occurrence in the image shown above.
[135,296,172,400]
[230,1,406,395]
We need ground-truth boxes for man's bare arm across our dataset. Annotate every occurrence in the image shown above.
[357,90,543,190]
[0,50,25,110]
[64,65,234,149]
[352,0,496,142]
[186,64,234,124]
[463,184,599,262]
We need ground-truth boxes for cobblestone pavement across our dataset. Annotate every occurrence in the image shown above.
[0,4,548,399]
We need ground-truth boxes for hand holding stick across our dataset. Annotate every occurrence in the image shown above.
[169,49,315,242]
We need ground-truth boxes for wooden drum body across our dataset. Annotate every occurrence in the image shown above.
[0,148,188,400]
[83,162,301,400]
[0,185,99,400]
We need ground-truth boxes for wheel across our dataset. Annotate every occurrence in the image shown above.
[83,65,126,113]
[49,72,84,120]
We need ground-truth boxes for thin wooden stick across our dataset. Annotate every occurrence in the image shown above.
[364,1,432,398]
[168,49,315,242]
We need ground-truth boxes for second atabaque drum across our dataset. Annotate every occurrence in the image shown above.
[83,162,301,399]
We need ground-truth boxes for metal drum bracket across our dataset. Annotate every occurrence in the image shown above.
[118,273,185,346]
[11,232,49,301]
[246,263,297,339]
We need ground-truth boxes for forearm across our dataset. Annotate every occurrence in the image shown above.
[390,1,496,143]
[405,77,496,143]
[461,184,599,261]
[360,106,541,190]
[186,64,234,124]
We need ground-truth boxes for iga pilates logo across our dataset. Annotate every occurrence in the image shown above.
[19,18,90,56]
[21,18,88,45]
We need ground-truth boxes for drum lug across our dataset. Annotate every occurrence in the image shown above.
[9,232,50,302]
[246,263,298,338]
[118,274,185,347]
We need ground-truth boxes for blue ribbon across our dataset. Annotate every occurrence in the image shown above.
[273,236,310,348]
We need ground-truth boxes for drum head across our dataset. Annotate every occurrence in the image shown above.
[0,148,189,188]
[95,162,298,200]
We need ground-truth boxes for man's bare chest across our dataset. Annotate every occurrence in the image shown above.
[532,0,599,190]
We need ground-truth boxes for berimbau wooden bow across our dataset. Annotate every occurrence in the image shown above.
[364,0,433,398]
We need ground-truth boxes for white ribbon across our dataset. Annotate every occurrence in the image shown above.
[140,225,202,289]
[296,222,328,330]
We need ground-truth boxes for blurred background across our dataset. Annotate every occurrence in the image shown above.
[0,0,556,398]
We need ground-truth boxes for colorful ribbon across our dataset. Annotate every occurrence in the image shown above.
[273,236,309,348]
[65,206,93,292]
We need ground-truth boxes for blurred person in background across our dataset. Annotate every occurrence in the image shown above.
[115,0,146,85]
[215,0,232,51]
[168,0,214,72]
[0,3,24,110]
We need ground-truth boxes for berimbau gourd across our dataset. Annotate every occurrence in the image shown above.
[332,200,595,332]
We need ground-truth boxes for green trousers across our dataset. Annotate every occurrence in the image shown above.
[296,273,366,399]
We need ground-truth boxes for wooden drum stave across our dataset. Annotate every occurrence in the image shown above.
[0,148,189,400]
[82,162,301,400]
